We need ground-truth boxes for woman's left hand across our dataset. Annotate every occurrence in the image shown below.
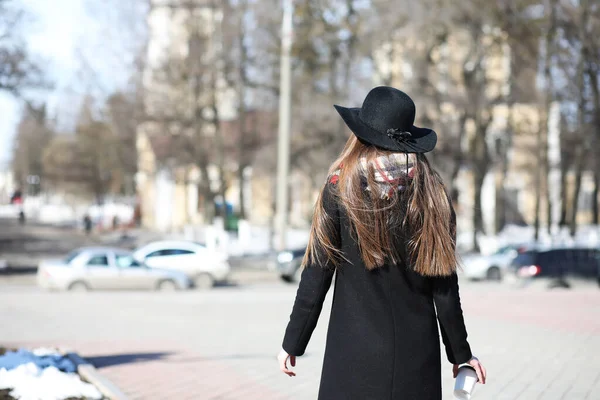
[278,349,296,377]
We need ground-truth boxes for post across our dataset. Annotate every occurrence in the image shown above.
[547,101,561,239]
[275,0,293,251]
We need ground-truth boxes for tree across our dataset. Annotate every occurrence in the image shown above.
[43,121,120,203]
[106,92,139,195]
[42,98,126,202]
[567,0,594,236]
[142,1,235,222]
[0,0,48,95]
[11,103,54,194]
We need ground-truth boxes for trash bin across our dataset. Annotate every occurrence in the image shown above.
[225,215,239,232]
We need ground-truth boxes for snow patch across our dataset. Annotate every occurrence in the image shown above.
[0,362,103,400]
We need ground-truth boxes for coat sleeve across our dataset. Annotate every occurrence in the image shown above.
[431,204,473,365]
[282,185,338,356]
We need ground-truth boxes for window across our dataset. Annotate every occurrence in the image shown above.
[64,250,82,264]
[495,246,516,255]
[512,252,536,267]
[87,255,109,267]
[146,249,194,257]
[170,249,194,255]
[146,250,166,258]
[115,254,142,268]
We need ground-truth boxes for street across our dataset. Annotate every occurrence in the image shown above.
[1,278,600,399]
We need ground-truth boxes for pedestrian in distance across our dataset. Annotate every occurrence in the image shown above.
[278,86,486,399]
[83,214,92,236]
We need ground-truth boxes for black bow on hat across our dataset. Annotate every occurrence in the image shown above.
[334,86,437,153]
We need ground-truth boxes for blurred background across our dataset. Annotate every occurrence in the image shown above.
[1,1,600,399]
[1,0,599,252]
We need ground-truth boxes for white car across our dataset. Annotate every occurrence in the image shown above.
[37,247,192,291]
[133,240,230,289]
[462,245,523,281]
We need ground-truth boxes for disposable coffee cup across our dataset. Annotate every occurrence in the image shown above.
[454,365,478,400]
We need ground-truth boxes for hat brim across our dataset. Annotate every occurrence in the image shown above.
[334,105,437,153]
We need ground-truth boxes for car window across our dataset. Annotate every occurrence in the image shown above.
[495,246,512,255]
[146,250,166,257]
[87,255,110,267]
[512,251,536,267]
[147,249,194,257]
[115,254,142,268]
[64,250,82,264]
[171,249,194,255]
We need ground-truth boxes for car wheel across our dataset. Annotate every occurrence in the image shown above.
[68,281,90,292]
[194,274,214,290]
[486,266,502,281]
[157,279,178,291]
[280,275,294,283]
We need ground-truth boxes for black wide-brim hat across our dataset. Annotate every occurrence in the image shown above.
[334,86,437,153]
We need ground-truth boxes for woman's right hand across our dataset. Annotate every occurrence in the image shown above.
[453,357,486,384]
[278,348,296,377]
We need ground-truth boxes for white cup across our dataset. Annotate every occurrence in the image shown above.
[454,365,478,400]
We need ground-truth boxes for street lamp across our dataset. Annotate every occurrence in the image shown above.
[275,0,293,252]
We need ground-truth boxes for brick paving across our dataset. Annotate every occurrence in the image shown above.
[1,280,600,399]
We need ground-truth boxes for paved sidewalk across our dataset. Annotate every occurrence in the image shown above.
[2,282,600,399]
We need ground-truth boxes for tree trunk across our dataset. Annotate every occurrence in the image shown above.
[496,102,516,233]
[236,0,249,220]
[471,120,490,252]
[533,122,544,241]
[593,170,599,225]
[212,109,227,221]
[494,173,505,234]
[544,149,552,233]
[559,159,568,227]
[543,0,558,235]
[587,56,600,225]
[238,164,247,220]
[197,175,216,224]
[569,0,590,237]
[472,166,486,252]
[210,9,227,222]
[570,167,584,237]
[450,113,468,204]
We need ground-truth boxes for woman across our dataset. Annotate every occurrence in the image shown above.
[278,86,486,399]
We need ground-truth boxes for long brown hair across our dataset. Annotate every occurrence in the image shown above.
[303,135,458,277]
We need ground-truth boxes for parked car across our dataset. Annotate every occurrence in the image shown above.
[133,240,230,289]
[461,245,524,281]
[37,247,192,291]
[275,248,306,283]
[508,247,600,288]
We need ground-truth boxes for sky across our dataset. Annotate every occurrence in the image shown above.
[0,0,129,168]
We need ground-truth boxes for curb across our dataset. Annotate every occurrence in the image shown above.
[63,350,129,400]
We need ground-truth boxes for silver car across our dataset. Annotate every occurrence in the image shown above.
[37,247,192,291]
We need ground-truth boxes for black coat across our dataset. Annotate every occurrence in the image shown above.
[282,184,472,400]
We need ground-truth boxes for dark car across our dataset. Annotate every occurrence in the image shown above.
[276,248,306,283]
[509,247,600,288]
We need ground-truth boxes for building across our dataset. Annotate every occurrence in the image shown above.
[373,25,597,244]
[137,1,236,231]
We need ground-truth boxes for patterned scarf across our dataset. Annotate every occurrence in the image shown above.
[329,153,416,199]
